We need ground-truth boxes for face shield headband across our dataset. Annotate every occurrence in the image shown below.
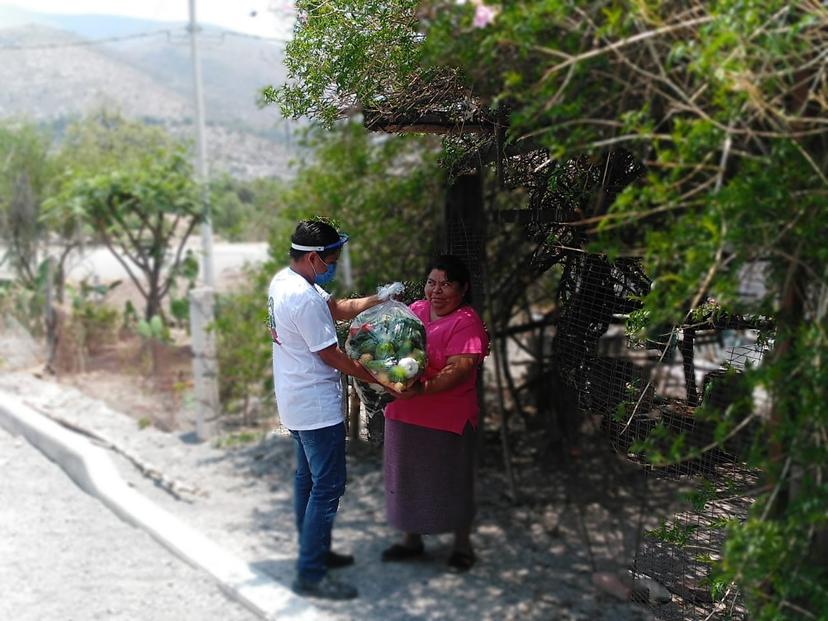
[290,233,350,253]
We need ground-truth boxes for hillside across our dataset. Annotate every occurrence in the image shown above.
[0,14,296,179]
[105,27,288,130]
[0,26,191,121]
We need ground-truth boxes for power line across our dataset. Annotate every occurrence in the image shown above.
[0,29,175,51]
[0,26,289,52]
[222,30,289,43]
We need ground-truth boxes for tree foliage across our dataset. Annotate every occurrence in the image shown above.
[45,115,203,321]
[0,122,55,288]
[209,174,287,242]
[263,0,424,125]
[273,1,828,616]
[270,121,444,292]
[212,264,277,425]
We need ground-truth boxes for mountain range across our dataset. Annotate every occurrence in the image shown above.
[0,5,297,179]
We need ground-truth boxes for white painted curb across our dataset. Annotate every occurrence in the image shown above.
[0,392,331,621]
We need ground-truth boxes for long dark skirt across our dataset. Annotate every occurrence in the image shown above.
[384,418,476,534]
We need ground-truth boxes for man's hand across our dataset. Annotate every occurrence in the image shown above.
[317,344,376,383]
[329,282,404,320]
[376,282,404,302]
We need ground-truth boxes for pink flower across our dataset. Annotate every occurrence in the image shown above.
[472,2,498,28]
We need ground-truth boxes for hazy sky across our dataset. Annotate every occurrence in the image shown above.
[0,0,294,38]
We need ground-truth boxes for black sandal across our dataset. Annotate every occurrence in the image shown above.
[381,542,425,562]
[447,550,475,572]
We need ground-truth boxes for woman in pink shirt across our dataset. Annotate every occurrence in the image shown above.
[382,255,488,572]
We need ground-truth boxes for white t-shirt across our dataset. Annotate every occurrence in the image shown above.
[267,267,342,431]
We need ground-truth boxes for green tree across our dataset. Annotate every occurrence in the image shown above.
[45,117,203,321]
[56,111,181,174]
[270,1,828,617]
[210,174,286,242]
[0,122,55,288]
[271,122,444,291]
[213,264,276,425]
[263,0,423,126]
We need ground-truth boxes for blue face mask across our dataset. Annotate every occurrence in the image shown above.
[313,256,337,285]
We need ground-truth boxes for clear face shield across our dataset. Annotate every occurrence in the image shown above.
[291,233,349,285]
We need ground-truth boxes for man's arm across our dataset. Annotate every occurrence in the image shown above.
[327,282,404,321]
[317,343,377,383]
[327,294,381,321]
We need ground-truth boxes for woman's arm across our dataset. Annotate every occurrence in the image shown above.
[394,354,481,400]
[421,354,480,394]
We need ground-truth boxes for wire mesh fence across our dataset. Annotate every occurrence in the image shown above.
[550,247,770,620]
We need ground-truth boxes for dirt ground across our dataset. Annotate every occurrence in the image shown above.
[0,322,706,621]
[0,256,724,619]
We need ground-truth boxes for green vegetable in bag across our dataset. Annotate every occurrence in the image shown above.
[345,300,427,395]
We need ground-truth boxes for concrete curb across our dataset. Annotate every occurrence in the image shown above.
[0,392,331,621]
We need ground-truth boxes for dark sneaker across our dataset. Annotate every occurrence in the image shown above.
[326,550,355,569]
[292,574,358,600]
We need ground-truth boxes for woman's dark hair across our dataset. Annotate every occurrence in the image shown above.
[425,254,473,305]
[289,219,341,260]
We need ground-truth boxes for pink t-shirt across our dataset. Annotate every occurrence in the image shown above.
[385,300,488,435]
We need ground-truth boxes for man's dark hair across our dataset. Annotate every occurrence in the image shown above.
[425,254,473,305]
[289,220,341,260]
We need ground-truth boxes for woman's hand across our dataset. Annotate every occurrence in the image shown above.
[385,382,422,400]
[385,354,481,400]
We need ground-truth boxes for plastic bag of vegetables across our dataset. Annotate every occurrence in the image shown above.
[345,300,427,396]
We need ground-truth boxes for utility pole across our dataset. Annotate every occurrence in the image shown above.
[341,243,354,290]
[188,0,219,440]
[188,0,215,287]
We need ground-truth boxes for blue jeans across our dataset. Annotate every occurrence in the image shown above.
[290,422,346,582]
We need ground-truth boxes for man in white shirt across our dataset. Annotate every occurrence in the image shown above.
[267,219,400,600]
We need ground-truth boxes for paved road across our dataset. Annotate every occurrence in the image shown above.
[0,242,270,285]
[0,427,259,621]
[62,242,269,285]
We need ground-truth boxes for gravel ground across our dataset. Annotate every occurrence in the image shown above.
[0,426,259,621]
[0,370,660,621]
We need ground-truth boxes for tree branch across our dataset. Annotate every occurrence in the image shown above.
[539,16,714,81]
